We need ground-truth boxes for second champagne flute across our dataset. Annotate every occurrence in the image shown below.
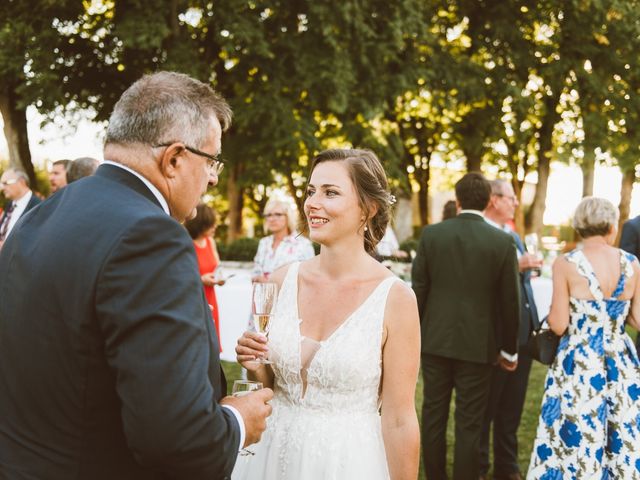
[251,282,278,364]
[524,233,542,277]
[232,380,263,456]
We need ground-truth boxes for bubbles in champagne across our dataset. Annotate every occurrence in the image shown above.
[253,314,271,334]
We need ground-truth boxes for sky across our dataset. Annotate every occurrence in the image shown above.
[0,106,105,166]
[0,107,638,224]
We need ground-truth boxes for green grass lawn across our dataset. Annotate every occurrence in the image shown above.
[221,360,548,478]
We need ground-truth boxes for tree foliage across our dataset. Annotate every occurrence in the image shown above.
[2,0,640,233]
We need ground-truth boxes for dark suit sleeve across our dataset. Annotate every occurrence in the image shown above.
[497,237,521,357]
[411,227,430,322]
[619,220,639,258]
[95,215,240,479]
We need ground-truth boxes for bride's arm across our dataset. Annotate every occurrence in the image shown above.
[380,282,421,480]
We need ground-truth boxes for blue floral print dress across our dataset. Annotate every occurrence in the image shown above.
[527,249,640,479]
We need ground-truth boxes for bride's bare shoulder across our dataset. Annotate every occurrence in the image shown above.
[269,261,303,288]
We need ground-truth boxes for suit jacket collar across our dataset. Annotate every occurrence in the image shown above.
[95,163,165,212]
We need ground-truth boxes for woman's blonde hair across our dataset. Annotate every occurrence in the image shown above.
[264,198,297,235]
[572,196,619,238]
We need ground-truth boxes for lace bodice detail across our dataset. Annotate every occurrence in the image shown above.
[268,262,398,415]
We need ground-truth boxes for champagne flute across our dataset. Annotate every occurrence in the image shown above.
[232,380,263,456]
[251,282,278,364]
[524,233,542,277]
[232,380,263,396]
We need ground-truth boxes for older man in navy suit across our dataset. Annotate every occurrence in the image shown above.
[479,179,542,480]
[620,214,640,352]
[0,168,41,249]
[0,72,272,480]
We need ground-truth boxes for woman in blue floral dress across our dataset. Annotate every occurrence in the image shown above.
[528,197,640,479]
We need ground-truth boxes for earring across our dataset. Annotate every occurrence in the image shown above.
[364,226,369,232]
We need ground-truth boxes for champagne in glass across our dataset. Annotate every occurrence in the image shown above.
[251,282,278,364]
[524,233,542,277]
[232,380,263,397]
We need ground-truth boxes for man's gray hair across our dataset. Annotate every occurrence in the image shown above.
[6,168,30,187]
[67,157,100,183]
[489,179,509,195]
[105,71,232,149]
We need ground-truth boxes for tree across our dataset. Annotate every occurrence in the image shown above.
[0,1,94,186]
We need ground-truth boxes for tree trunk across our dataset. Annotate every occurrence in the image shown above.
[506,143,526,237]
[416,164,430,226]
[464,150,482,173]
[0,83,36,187]
[617,166,636,245]
[581,145,596,197]
[226,163,244,241]
[525,88,562,234]
[512,179,525,237]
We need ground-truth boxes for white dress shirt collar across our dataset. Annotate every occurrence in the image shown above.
[103,160,170,215]
[458,209,484,218]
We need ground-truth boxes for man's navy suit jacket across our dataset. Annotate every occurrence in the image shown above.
[509,231,541,347]
[0,164,240,479]
[620,215,640,260]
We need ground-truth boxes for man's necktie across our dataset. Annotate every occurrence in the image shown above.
[0,202,15,241]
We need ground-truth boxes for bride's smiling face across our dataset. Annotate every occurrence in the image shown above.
[304,160,365,246]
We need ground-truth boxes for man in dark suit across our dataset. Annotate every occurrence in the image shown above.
[479,179,542,480]
[0,71,272,480]
[0,168,41,249]
[412,172,521,480]
[619,214,640,352]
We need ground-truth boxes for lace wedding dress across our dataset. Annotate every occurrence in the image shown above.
[232,262,398,480]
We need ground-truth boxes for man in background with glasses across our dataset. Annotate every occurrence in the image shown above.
[0,168,41,249]
[479,179,542,480]
[0,71,272,480]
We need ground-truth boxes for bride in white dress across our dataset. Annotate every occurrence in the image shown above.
[232,148,420,480]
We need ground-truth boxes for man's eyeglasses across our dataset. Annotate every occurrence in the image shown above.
[264,213,286,219]
[154,143,225,175]
[495,193,517,202]
[0,179,18,187]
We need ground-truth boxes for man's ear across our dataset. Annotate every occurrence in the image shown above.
[157,143,185,179]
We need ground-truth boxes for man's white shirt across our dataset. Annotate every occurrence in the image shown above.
[5,190,33,238]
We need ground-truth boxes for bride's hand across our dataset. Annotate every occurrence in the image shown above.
[236,331,269,371]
